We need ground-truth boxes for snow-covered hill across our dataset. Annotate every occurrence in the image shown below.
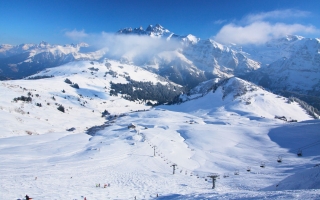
[1,66,319,199]
[173,77,313,121]
[0,59,184,138]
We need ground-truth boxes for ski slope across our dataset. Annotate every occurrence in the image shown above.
[0,63,319,199]
[0,60,174,138]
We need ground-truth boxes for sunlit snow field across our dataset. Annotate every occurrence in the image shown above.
[0,61,319,199]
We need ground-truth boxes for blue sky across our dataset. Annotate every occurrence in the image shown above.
[0,0,319,45]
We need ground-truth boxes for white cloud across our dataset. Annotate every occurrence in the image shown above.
[243,9,310,24]
[98,33,181,64]
[213,19,227,25]
[214,22,317,45]
[64,30,181,64]
[213,9,319,45]
[65,29,88,40]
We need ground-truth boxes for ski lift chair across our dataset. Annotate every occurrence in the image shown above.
[277,156,282,163]
[297,149,302,157]
[260,162,266,168]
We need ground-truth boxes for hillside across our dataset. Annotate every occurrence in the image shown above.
[0,73,319,199]
[0,60,184,138]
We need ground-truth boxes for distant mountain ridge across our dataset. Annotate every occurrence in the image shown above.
[0,41,104,80]
[238,35,320,109]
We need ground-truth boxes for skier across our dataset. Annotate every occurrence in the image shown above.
[25,195,30,200]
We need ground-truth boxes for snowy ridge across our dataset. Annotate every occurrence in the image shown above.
[183,39,261,76]
[240,35,320,110]
[0,41,104,80]
[0,59,183,138]
[0,41,90,58]
[117,24,199,44]
[177,77,312,122]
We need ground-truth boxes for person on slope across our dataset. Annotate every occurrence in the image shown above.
[25,194,30,200]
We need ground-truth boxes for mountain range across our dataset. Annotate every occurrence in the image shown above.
[0,24,319,110]
[0,25,319,199]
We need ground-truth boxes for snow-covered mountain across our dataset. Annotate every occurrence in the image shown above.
[1,25,319,110]
[0,41,105,80]
[1,64,319,199]
[117,24,174,40]
[239,35,320,110]
[0,59,184,137]
[116,25,260,88]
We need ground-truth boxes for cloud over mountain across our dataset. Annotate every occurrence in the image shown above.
[65,29,88,41]
[213,9,319,45]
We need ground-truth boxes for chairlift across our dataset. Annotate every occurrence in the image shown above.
[260,162,266,168]
[234,170,239,175]
[223,173,229,178]
[277,155,282,163]
[297,149,302,157]
[247,166,251,172]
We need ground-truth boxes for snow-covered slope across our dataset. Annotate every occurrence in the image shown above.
[264,166,320,191]
[0,60,184,138]
[1,73,319,199]
[174,77,313,122]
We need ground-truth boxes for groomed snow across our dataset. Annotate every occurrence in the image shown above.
[0,64,319,199]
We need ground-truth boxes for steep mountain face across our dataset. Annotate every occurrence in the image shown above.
[239,36,320,109]
[0,42,104,80]
[116,25,260,88]
[117,24,174,40]
[183,39,261,76]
